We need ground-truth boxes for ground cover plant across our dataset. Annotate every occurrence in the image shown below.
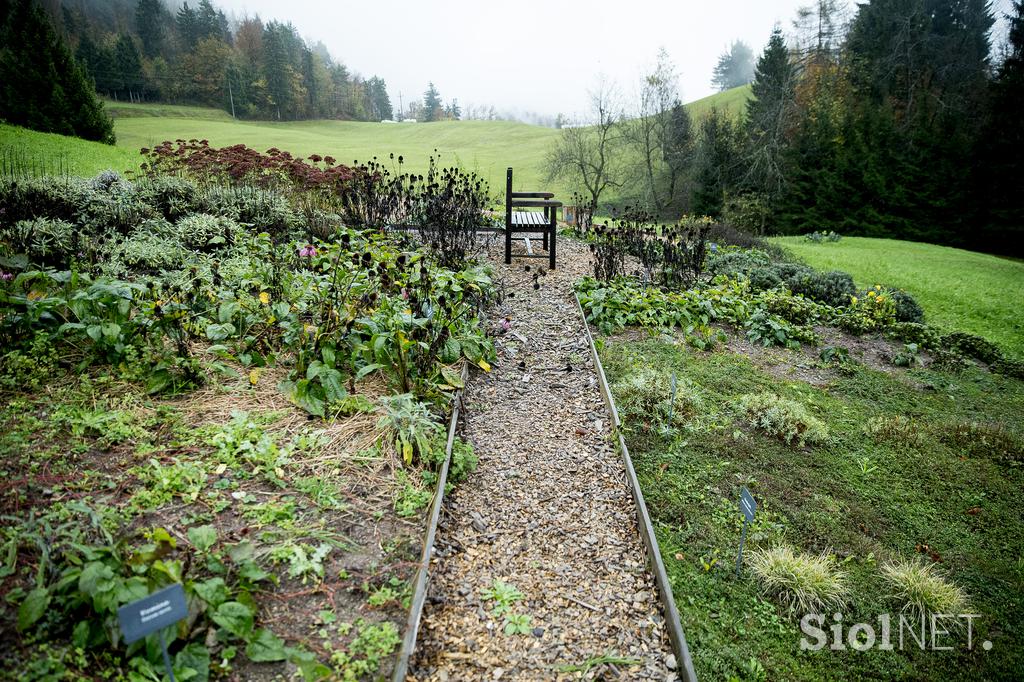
[577,231,1023,378]
[600,337,1024,680]
[0,150,495,678]
[574,219,1024,679]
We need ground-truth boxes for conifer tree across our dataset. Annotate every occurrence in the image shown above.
[421,82,443,122]
[0,0,115,143]
[744,27,797,201]
[135,0,163,58]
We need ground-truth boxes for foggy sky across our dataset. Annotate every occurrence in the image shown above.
[212,0,1015,120]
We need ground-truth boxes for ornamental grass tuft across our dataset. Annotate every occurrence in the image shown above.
[881,559,969,621]
[748,544,849,612]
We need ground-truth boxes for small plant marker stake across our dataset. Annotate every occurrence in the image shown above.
[117,583,188,682]
[736,487,757,578]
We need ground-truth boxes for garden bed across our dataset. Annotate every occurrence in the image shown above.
[0,149,497,679]
[597,334,1023,680]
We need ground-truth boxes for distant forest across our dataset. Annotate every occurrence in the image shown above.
[39,0,394,121]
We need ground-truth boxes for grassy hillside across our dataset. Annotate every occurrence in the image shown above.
[2,87,750,192]
[685,84,751,121]
[0,123,140,177]
[774,236,1024,357]
[113,116,562,197]
[102,100,234,121]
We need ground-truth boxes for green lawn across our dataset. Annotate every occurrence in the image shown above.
[773,236,1024,358]
[0,123,140,177]
[3,87,750,196]
[102,99,235,120]
[113,116,563,197]
[685,84,751,121]
[602,338,1024,681]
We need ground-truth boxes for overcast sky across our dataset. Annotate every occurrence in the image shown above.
[213,0,1015,120]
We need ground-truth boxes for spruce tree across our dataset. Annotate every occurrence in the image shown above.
[744,27,796,201]
[0,0,115,143]
[978,0,1024,253]
[711,41,755,91]
[176,2,198,49]
[421,82,442,122]
[113,33,145,100]
[135,0,163,58]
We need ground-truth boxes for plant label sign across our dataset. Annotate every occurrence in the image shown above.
[117,582,187,644]
[740,486,757,522]
[736,487,757,577]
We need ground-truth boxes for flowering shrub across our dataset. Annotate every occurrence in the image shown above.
[141,139,356,192]
[582,210,712,288]
[837,286,896,334]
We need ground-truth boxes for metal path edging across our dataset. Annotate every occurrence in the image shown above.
[574,292,699,682]
[391,363,469,681]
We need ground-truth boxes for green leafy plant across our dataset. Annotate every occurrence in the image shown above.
[892,343,923,367]
[377,393,441,467]
[480,580,524,617]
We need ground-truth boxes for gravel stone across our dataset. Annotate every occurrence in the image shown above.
[411,240,674,680]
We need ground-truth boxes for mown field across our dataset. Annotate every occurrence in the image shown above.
[773,236,1024,358]
[115,116,562,198]
[1,85,751,202]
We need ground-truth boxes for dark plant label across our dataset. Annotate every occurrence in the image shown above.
[740,486,757,522]
[117,583,187,644]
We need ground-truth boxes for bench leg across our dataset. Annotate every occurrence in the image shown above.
[549,220,556,270]
[505,227,512,265]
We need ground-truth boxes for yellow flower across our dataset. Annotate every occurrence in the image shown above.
[875,284,882,290]
[851,296,858,304]
[868,290,876,297]
[249,369,260,386]
[259,291,271,305]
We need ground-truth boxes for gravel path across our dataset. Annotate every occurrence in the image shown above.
[411,239,676,680]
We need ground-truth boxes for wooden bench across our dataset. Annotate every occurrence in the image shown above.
[505,167,561,270]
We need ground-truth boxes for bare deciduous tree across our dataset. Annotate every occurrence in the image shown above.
[544,79,623,211]
[623,49,690,215]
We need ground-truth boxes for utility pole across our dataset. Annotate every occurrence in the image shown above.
[228,76,236,119]
[398,91,403,120]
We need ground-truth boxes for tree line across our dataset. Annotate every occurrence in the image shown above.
[51,0,394,122]
[547,0,1024,256]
